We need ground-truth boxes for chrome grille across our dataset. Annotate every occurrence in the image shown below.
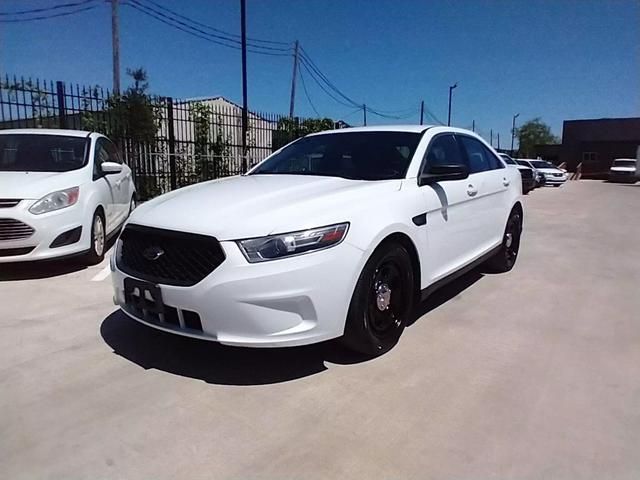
[0,199,21,208]
[0,218,35,241]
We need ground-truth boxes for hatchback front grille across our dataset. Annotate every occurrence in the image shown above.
[117,224,226,286]
[0,218,35,241]
[0,199,21,208]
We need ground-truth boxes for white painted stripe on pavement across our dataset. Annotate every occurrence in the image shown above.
[91,265,112,282]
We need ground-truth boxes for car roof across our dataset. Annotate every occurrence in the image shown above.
[0,128,92,137]
[308,125,434,136]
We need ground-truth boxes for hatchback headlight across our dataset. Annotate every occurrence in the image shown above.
[237,222,349,263]
[29,187,80,215]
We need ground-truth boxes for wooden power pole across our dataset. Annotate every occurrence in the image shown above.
[288,40,299,117]
[420,100,424,125]
[240,0,248,173]
[363,104,367,126]
[111,0,120,94]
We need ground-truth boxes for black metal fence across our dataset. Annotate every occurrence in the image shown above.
[0,74,325,199]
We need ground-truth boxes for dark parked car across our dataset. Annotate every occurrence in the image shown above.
[500,154,535,194]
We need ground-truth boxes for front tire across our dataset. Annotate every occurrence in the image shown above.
[342,242,414,356]
[85,210,106,265]
[485,209,522,273]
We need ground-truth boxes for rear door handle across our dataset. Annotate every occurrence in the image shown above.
[467,184,478,197]
[503,178,510,187]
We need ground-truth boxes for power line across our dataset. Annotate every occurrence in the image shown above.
[298,60,359,109]
[0,1,100,22]
[0,0,97,16]
[140,0,289,46]
[298,67,320,117]
[123,0,292,56]
[129,0,291,52]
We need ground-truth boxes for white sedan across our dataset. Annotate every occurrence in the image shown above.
[111,126,522,355]
[0,129,136,264]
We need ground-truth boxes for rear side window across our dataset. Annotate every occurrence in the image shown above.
[459,136,503,173]
[421,134,465,173]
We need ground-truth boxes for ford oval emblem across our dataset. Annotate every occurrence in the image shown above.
[142,246,165,261]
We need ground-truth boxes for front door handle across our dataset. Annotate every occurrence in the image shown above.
[467,184,478,197]
[503,178,510,187]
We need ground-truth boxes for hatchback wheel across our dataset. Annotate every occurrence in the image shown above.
[86,211,106,264]
[342,242,414,356]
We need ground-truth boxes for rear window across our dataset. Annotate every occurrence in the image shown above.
[0,134,89,172]
[613,160,636,168]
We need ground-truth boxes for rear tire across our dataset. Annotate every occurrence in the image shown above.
[485,209,522,273]
[342,242,414,356]
[85,210,106,265]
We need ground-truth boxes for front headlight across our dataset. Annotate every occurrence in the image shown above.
[29,187,79,215]
[237,222,349,263]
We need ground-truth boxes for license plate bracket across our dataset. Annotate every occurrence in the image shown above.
[124,278,164,317]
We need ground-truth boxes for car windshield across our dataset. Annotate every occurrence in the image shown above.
[531,160,555,169]
[500,155,517,165]
[0,134,88,172]
[516,160,531,167]
[250,131,422,180]
[613,160,636,168]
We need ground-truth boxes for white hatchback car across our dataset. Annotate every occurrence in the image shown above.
[0,129,136,264]
[111,126,523,355]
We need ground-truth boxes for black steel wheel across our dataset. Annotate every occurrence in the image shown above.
[485,209,522,273]
[342,242,414,356]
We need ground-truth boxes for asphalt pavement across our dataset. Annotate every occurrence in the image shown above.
[1,180,639,479]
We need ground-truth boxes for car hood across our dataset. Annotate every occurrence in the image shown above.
[537,168,565,174]
[0,170,86,200]
[128,174,402,240]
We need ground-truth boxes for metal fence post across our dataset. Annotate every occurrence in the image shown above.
[56,81,67,129]
[166,97,177,191]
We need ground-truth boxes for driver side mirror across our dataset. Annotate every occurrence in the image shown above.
[101,161,123,175]
[419,164,469,185]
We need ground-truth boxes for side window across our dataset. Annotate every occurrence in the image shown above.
[93,139,111,179]
[421,134,465,175]
[459,136,503,173]
[104,140,123,164]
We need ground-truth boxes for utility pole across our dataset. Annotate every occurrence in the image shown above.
[511,113,520,154]
[497,133,501,150]
[288,40,299,117]
[111,0,120,94]
[490,129,493,146]
[447,82,457,126]
[240,0,248,173]
[363,104,367,126]
[419,100,424,125]
[472,120,475,132]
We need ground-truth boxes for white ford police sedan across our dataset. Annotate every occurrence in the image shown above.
[111,126,522,355]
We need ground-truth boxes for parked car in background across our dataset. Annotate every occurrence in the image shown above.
[516,159,546,187]
[499,153,535,194]
[0,129,136,264]
[528,160,569,187]
[608,158,638,183]
[111,125,523,356]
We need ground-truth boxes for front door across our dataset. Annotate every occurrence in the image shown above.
[418,133,485,284]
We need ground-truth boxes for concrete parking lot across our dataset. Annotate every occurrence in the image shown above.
[1,180,639,479]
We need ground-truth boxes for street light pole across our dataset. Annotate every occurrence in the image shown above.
[447,82,457,126]
[511,113,520,154]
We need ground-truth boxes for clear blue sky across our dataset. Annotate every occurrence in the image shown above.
[1,0,638,143]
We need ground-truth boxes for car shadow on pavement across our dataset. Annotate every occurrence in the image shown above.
[0,258,89,281]
[100,310,370,386]
[408,268,484,326]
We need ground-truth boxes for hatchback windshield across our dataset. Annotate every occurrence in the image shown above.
[499,154,517,165]
[531,160,556,169]
[613,160,636,168]
[0,134,88,172]
[516,160,531,167]
[251,131,422,180]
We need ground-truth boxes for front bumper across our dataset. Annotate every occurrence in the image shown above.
[543,175,568,185]
[111,240,365,347]
[0,201,89,263]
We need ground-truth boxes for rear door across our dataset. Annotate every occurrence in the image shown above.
[418,133,485,283]
[457,135,510,249]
